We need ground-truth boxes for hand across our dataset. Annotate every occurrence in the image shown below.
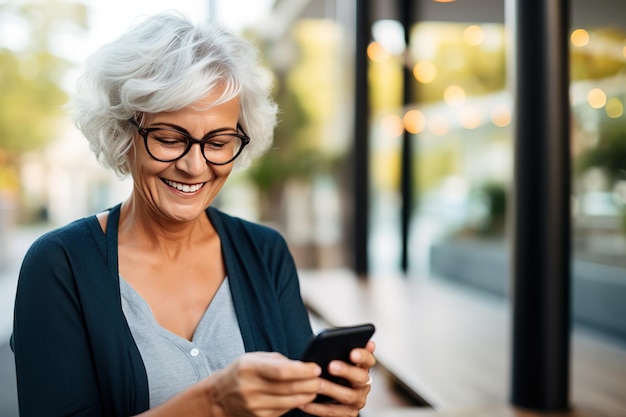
[207,352,323,417]
[299,341,376,417]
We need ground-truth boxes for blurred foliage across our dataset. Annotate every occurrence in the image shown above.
[1,1,89,50]
[246,20,344,196]
[0,0,87,190]
[246,85,330,192]
[576,117,626,183]
[368,22,626,197]
[476,181,507,236]
[571,28,626,81]
[0,49,67,152]
[410,23,507,105]
[416,144,459,191]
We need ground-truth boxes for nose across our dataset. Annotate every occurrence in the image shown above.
[175,143,208,175]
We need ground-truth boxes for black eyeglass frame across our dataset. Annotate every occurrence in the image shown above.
[129,118,251,165]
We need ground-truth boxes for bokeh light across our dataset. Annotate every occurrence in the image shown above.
[404,110,425,134]
[413,61,438,84]
[463,25,484,46]
[443,85,466,106]
[367,41,390,63]
[491,105,511,127]
[571,28,590,47]
[605,97,624,118]
[372,19,406,56]
[587,88,607,108]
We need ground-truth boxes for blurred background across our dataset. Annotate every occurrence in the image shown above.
[0,0,625,416]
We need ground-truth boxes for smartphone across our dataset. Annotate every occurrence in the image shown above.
[300,323,375,403]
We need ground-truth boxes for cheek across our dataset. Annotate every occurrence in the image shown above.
[127,141,166,178]
[216,166,233,177]
[214,162,235,177]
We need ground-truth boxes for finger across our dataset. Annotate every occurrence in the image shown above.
[300,392,366,416]
[246,391,320,413]
[350,345,377,368]
[212,358,323,417]
[300,402,358,416]
[262,376,323,397]
[354,375,373,388]
[264,360,322,382]
[327,360,372,388]
[245,356,324,398]
[243,352,322,382]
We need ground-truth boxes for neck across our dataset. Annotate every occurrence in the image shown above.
[118,195,212,253]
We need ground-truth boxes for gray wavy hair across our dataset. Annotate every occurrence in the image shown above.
[70,11,277,176]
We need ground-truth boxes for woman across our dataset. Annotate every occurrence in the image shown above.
[11,11,375,417]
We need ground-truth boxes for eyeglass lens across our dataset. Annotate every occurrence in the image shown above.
[146,129,244,164]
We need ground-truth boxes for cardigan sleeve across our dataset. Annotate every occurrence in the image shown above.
[12,232,104,417]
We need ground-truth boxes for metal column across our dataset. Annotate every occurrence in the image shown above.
[509,0,572,411]
[399,0,416,273]
[353,0,371,276]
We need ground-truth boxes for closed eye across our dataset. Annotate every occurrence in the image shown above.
[150,130,188,146]
[204,135,239,150]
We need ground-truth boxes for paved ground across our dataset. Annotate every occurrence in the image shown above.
[0,342,17,417]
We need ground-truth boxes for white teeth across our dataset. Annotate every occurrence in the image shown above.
[164,179,204,193]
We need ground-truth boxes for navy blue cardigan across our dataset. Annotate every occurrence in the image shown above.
[12,204,313,416]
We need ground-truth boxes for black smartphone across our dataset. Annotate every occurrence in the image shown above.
[300,323,375,403]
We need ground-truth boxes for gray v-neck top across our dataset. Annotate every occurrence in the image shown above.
[120,276,246,408]
[13,203,313,416]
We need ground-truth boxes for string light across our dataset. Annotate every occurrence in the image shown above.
[404,110,425,134]
[571,29,589,47]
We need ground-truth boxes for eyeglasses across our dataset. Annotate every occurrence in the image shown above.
[130,119,250,165]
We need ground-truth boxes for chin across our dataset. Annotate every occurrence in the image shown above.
[159,200,209,223]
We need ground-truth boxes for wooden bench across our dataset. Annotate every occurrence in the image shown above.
[298,269,626,417]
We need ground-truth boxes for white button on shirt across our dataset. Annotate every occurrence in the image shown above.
[120,276,246,409]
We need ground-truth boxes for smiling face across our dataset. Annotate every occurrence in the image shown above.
[127,92,240,224]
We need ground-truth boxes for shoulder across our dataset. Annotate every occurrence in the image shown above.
[207,206,294,272]
[209,208,296,280]
[28,216,100,253]
[16,215,106,310]
[207,206,286,245]
[21,215,104,271]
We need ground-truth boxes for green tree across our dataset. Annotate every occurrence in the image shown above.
[243,20,343,225]
[576,117,626,184]
[0,0,87,190]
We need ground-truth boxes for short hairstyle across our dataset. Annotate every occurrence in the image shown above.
[70,11,277,176]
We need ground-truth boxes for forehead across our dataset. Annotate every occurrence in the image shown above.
[144,94,241,127]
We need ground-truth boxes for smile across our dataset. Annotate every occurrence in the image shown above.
[162,179,205,193]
